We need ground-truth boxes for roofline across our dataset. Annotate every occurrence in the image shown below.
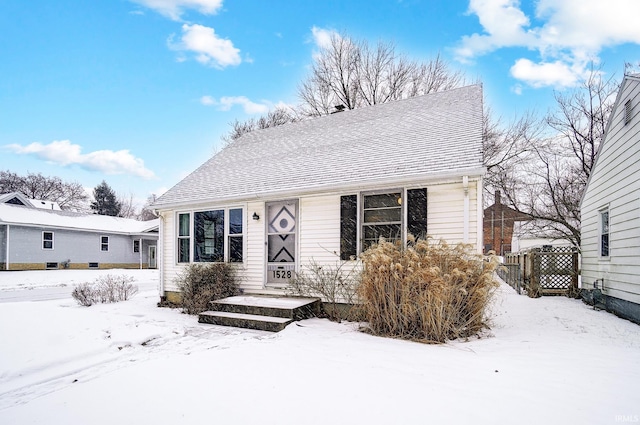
[579,74,633,208]
[153,166,486,211]
[0,192,34,208]
[0,220,158,236]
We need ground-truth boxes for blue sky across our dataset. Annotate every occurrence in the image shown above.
[2,0,639,209]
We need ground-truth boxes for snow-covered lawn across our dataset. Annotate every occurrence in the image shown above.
[1,269,639,424]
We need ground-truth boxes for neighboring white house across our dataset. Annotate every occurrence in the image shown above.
[0,192,61,210]
[0,200,159,271]
[152,85,485,303]
[581,73,640,324]
[511,221,573,252]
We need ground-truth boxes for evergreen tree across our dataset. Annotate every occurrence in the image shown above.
[90,181,122,216]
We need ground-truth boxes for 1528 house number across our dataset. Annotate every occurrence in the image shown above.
[271,270,292,279]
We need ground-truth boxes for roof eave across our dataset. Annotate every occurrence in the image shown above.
[153,166,486,211]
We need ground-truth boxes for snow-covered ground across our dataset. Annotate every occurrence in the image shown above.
[0,269,639,424]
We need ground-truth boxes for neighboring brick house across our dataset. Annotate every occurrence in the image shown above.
[483,190,531,255]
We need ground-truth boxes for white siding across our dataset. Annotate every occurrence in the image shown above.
[581,76,640,304]
[158,177,483,295]
[160,211,182,292]
[428,180,480,248]
[244,201,265,290]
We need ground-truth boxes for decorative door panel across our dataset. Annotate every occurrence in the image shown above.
[266,201,297,285]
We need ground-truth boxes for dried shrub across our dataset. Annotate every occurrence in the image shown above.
[287,258,361,322]
[175,263,240,315]
[358,238,499,343]
[72,283,96,307]
[72,274,138,307]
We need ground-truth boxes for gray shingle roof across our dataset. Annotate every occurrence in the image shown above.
[155,84,484,208]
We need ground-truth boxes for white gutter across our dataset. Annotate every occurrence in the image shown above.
[153,167,487,212]
[463,176,469,243]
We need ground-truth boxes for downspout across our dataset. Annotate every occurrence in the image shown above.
[5,225,9,271]
[463,176,469,243]
[139,237,143,270]
[157,212,164,299]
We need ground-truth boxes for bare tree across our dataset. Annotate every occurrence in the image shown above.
[299,34,362,116]
[224,32,466,142]
[222,106,301,144]
[483,109,544,203]
[298,33,464,115]
[139,194,159,221]
[489,68,619,248]
[117,193,138,218]
[0,170,89,211]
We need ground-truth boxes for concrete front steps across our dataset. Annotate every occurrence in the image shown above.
[198,295,322,332]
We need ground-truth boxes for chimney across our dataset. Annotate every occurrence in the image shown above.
[495,190,501,205]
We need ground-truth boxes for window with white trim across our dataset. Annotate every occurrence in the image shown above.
[600,209,610,257]
[133,240,140,253]
[228,208,243,263]
[101,236,109,252]
[177,208,243,263]
[362,191,403,251]
[42,231,54,250]
[178,213,190,263]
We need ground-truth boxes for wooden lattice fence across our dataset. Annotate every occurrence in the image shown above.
[502,246,579,296]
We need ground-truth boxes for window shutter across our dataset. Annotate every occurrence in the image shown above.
[407,188,428,240]
[340,195,358,260]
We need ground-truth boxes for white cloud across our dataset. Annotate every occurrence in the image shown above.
[201,95,269,114]
[200,95,215,105]
[4,140,156,180]
[169,24,241,69]
[311,26,338,49]
[129,0,223,21]
[456,0,640,88]
[510,59,580,88]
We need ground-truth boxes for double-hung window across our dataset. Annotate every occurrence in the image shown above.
[340,188,427,259]
[133,240,140,253]
[600,209,610,257]
[178,213,191,263]
[177,208,243,263]
[42,231,54,250]
[228,208,243,262]
[362,192,403,251]
[101,236,109,251]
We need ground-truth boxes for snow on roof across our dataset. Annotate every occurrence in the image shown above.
[1,192,61,210]
[154,84,484,208]
[0,203,159,235]
[0,192,32,207]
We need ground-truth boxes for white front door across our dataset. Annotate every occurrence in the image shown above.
[266,200,297,286]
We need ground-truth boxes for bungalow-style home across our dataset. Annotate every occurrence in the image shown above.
[581,73,640,324]
[152,85,485,303]
[0,200,159,271]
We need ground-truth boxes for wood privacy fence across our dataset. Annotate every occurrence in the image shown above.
[500,246,579,296]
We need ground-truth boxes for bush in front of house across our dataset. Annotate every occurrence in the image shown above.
[175,263,240,314]
[72,274,138,307]
[287,258,362,322]
[358,238,499,343]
